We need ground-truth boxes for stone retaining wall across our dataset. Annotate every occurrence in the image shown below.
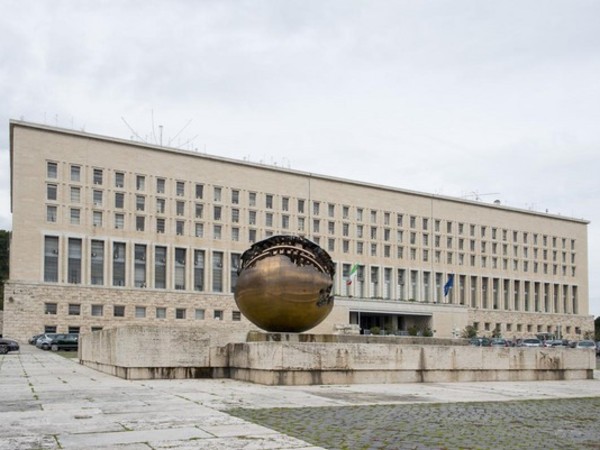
[79,326,595,384]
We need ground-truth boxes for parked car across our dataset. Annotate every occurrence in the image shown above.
[0,338,20,354]
[596,341,600,357]
[28,333,45,345]
[549,339,570,348]
[48,334,79,352]
[36,333,58,350]
[520,338,542,347]
[574,340,596,350]
[469,337,491,347]
[490,338,509,347]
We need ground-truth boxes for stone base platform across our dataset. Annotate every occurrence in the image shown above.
[79,326,595,385]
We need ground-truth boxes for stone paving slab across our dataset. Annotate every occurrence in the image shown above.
[1,345,599,449]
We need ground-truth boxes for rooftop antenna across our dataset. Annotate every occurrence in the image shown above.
[121,117,147,143]
[462,191,500,201]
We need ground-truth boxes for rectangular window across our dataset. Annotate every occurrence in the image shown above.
[47,162,58,179]
[47,205,57,222]
[70,186,81,203]
[214,310,223,320]
[156,198,166,214]
[70,165,81,182]
[297,199,305,213]
[93,168,103,185]
[44,236,59,282]
[232,311,241,321]
[112,242,126,286]
[313,201,320,215]
[213,224,222,239]
[213,206,222,221]
[176,220,185,235]
[44,303,57,315]
[134,244,147,288]
[175,308,186,319]
[115,213,124,229]
[115,172,125,188]
[136,195,145,211]
[67,238,82,284]
[68,303,81,315]
[175,248,186,290]
[93,190,103,206]
[154,246,167,289]
[195,308,205,320]
[176,181,185,196]
[91,304,103,316]
[212,251,223,292]
[177,201,185,216]
[214,186,222,202]
[157,218,165,233]
[136,175,145,191]
[156,307,166,319]
[91,240,104,285]
[266,194,273,209]
[231,208,239,223]
[135,306,146,318]
[232,227,239,241]
[47,184,57,201]
[157,178,166,194]
[115,192,124,208]
[194,249,205,291]
[113,305,125,317]
[136,216,145,232]
[93,211,102,227]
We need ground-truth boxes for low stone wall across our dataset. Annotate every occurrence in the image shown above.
[227,341,593,385]
[79,326,595,384]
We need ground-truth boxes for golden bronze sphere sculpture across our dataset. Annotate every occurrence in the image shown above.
[234,235,335,333]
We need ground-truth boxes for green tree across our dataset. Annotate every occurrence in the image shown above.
[461,325,477,339]
[595,316,600,341]
[0,230,9,310]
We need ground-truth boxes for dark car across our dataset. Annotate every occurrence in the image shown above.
[469,337,491,347]
[0,338,20,354]
[490,338,509,347]
[48,334,79,352]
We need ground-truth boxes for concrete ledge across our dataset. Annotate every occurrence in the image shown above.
[79,326,596,384]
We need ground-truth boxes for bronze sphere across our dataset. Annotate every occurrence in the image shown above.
[234,235,335,333]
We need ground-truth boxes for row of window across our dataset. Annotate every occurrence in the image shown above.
[43,235,579,314]
[46,161,577,251]
[43,302,241,321]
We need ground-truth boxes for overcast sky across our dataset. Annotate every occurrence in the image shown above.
[1,1,599,316]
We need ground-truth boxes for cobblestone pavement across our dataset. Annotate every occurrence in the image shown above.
[229,397,600,450]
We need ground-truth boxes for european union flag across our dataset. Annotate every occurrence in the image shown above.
[443,274,454,296]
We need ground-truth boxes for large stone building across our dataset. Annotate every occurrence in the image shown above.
[3,120,593,341]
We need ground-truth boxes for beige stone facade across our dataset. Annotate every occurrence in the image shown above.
[4,120,593,341]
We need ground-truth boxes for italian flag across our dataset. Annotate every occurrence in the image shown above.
[346,263,359,285]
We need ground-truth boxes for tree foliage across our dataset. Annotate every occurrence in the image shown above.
[0,230,9,310]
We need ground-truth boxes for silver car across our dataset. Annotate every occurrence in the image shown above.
[520,338,542,347]
[35,333,58,350]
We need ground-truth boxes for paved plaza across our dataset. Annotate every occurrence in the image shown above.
[1,345,599,450]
